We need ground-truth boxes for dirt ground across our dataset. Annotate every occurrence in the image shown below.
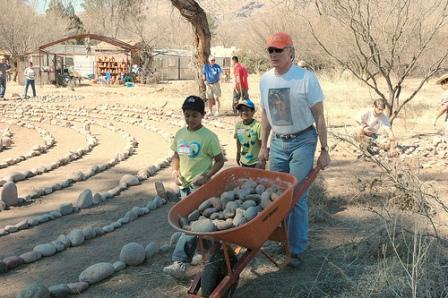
[0,76,447,298]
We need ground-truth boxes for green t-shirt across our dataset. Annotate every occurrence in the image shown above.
[171,126,221,187]
[234,119,261,166]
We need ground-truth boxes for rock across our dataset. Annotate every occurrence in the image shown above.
[20,250,42,263]
[76,189,93,209]
[170,232,182,247]
[214,219,234,230]
[79,262,115,284]
[159,243,171,253]
[242,200,257,210]
[113,261,126,272]
[188,209,200,222]
[67,282,89,294]
[120,242,145,266]
[154,181,166,198]
[1,181,18,206]
[51,241,66,252]
[255,184,266,194]
[145,241,159,259]
[146,198,158,210]
[124,210,138,222]
[3,255,23,269]
[102,224,114,233]
[56,235,71,248]
[154,195,165,207]
[33,243,57,257]
[16,282,50,298]
[136,169,149,180]
[92,193,103,205]
[191,219,216,233]
[5,225,18,233]
[58,203,73,216]
[15,219,29,230]
[244,206,259,221]
[82,227,96,240]
[120,174,139,186]
[67,229,85,246]
[48,284,71,297]
[0,261,7,273]
[0,200,6,210]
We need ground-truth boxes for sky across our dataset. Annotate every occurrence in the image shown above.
[31,0,84,14]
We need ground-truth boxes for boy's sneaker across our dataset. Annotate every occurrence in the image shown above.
[191,253,203,266]
[163,261,186,279]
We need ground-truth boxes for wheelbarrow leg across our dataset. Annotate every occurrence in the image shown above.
[261,219,291,267]
[188,240,220,296]
[209,248,258,298]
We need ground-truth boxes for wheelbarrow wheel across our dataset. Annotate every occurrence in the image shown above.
[199,248,238,298]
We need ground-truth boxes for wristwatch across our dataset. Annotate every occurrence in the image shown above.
[321,145,329,152]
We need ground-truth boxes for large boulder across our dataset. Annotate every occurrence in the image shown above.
[76,189,93,209]
[16,282,50,298]
[79,262,114,284]
[1,181,18,206]
[119,242,145,266]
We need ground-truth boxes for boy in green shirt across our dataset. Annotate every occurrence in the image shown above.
[234,99,262,167]
[164,95,224,279]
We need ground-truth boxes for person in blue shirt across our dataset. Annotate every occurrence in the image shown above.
[202,56,222,116]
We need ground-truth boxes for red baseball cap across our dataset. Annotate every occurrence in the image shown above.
[266,32,293,49]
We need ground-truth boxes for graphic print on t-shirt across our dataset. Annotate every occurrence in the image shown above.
[177,141,201,158]
[268,88,293,126]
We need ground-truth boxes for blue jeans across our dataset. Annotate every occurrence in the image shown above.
[172,185,198,263]
[0,77,6,97]
[269,128,317,255]
[24,79,36,97]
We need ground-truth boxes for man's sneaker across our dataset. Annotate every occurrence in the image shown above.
[214,111,220,117]
[163,261,186,279]
[287,253,304,269]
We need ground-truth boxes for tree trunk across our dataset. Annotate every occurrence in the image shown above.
[170,0,210,99]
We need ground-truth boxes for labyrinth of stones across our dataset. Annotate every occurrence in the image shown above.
[0,93,446,298]
[0,94,241,297]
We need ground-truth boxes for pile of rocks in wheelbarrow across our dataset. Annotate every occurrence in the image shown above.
[179,178,285,232]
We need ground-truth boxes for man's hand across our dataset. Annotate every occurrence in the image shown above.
[257,147,269,165]
[433,119,437,127]
[317,150,331,170]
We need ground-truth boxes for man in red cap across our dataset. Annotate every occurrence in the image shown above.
[258,32,331,268]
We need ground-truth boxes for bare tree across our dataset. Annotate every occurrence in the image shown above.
[170,0,211,98]
[305,0,448,124]
[0,0,67,80]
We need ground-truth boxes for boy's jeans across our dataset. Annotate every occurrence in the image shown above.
[269,128,317,255]
[24,79,36,97]
[0,77,6,97]
[172,185,198,263]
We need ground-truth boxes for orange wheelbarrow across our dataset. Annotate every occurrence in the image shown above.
[168,167,319,298]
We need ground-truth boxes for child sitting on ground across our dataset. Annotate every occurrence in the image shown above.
[163,95,224,279]
[234,99,262,168]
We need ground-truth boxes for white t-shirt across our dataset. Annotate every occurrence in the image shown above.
[24,67,36,80]
[259,65,324,135]
[358,108,391,133]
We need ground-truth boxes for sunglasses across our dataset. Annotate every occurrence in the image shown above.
[267,47,288,54]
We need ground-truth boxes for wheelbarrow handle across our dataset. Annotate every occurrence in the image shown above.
[291,167,320,206]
